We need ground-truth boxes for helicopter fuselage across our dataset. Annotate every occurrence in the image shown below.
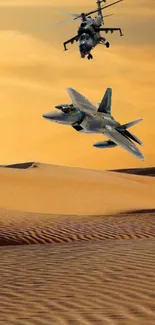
[78,20,102,58]
[79,32,101,58]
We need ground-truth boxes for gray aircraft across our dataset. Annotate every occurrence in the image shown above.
[42,88,144,161]
[62,0,123,59]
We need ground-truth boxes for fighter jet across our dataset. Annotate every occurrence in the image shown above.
[43,88,144,161]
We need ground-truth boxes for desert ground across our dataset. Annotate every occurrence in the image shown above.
[0,162,155,325]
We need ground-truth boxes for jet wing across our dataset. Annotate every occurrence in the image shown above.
[63,35,79,51]
[67,88,97,116]
[103,126,144,161]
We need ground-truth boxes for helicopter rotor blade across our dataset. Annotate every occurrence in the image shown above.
[87,0,123,17]
[60,9,80,18]
[56,18,75,25]
[103,13,114,18]
[99,0,123,11]
[73,0,123,20]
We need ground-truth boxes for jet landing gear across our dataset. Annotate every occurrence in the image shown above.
[87,53,93,60]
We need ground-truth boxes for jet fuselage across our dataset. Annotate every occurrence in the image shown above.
[42,109,120,134]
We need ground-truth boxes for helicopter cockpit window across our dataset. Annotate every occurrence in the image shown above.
[80,34,89,41]
[81,22,87,27]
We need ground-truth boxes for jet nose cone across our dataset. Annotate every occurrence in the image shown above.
[42,112,50,118]
[42,111,64,123]
[42,113,48,119]
[42,111,56,120]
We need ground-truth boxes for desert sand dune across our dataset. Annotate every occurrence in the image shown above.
[0,162,155,215]
[0,162,155,324]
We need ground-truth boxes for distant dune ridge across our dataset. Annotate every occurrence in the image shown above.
[2,161,155,174]
[111,167,155,177]
[0,161,37,169]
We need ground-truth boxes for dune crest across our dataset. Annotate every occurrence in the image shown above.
[0,161,38,169]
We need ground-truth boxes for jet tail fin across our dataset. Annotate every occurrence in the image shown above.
[125,130,144,146]
[97,88,112,115]
[117,128,144,146]
[116,118,144,146]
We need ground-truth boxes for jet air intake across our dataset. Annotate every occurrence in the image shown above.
[55,104,75,114]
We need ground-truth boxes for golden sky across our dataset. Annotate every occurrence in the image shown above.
[0,0,154,169]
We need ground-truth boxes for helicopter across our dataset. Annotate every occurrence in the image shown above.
[62,0,124,60]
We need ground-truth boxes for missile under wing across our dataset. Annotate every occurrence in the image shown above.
[67,87,96,116]
[103,126,144,161]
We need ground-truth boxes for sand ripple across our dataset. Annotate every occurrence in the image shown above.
[0,239,155,324]
[0,210,155,245]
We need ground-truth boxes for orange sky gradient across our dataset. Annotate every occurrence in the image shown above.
[0,0,154,170]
